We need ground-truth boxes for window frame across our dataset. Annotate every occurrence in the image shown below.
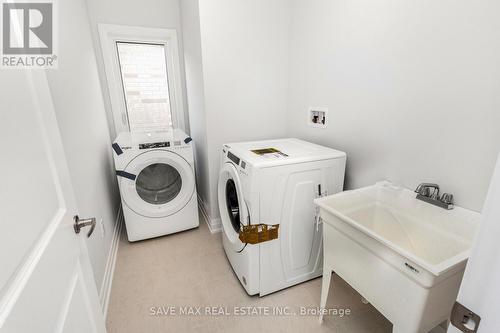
[98,24,185,133]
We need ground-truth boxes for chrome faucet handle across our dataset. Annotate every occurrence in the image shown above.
[416,186,431,197]
[440,193,454,205]
[415,183,440,198]
[415,183,425,194]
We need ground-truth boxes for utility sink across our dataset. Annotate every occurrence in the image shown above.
[315,181,480,333]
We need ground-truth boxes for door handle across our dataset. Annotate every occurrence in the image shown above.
[73,215,96,238]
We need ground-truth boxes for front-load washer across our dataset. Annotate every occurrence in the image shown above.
[112,129,199,241]
[218,138,346,296]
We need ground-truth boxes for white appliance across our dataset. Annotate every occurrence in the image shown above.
[218,138,346,296]
[113,129,199,241]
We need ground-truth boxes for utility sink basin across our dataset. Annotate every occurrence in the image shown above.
[315,181,480,333]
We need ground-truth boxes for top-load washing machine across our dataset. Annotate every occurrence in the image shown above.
[218,138,346,296]
[112,129,199,241]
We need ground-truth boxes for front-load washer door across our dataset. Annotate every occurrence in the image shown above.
[120,150,195,218]
[218,162,248,252]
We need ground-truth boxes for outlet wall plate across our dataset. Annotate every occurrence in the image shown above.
[308,107,328,128]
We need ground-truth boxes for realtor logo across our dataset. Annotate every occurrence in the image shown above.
[1,1,57,68]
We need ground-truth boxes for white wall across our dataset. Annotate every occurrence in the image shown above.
[46,0,120,292]
[195,0,291,223]
[85,0,189,139]
[180,0,212,216]
[286,0,500,211]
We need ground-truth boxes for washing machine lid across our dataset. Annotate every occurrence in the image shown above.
[118,150,195,218]
[224,138,346,169]
[218,162,248,250]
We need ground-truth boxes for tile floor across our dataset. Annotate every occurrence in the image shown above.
[107,214,393,333]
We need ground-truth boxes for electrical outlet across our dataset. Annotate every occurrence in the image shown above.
[99,218,105,238]
[308,107,328,128]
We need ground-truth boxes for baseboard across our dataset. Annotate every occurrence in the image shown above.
[207,217,222,234]
[99,205,123,318]
[197,195,222,234]
[429,326,446,333]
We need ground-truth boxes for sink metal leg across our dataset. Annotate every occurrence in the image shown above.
[319,268,332,323]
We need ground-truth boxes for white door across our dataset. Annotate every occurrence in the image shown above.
[447,154,500,333]
[0,69,106,332]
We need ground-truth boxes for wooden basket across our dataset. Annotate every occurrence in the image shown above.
[239,224,280,244]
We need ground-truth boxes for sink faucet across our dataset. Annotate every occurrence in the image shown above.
[415,183,454,210]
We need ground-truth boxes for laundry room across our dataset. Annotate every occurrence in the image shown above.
[2,0,500,333]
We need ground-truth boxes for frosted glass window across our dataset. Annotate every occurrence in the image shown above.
[116,42,172,131]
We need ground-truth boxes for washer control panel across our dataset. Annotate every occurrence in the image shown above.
[227,151,241,166]
[139,141,170,149]
[223,146,250,175]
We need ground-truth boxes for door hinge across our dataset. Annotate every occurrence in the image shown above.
[450,301,481,333]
